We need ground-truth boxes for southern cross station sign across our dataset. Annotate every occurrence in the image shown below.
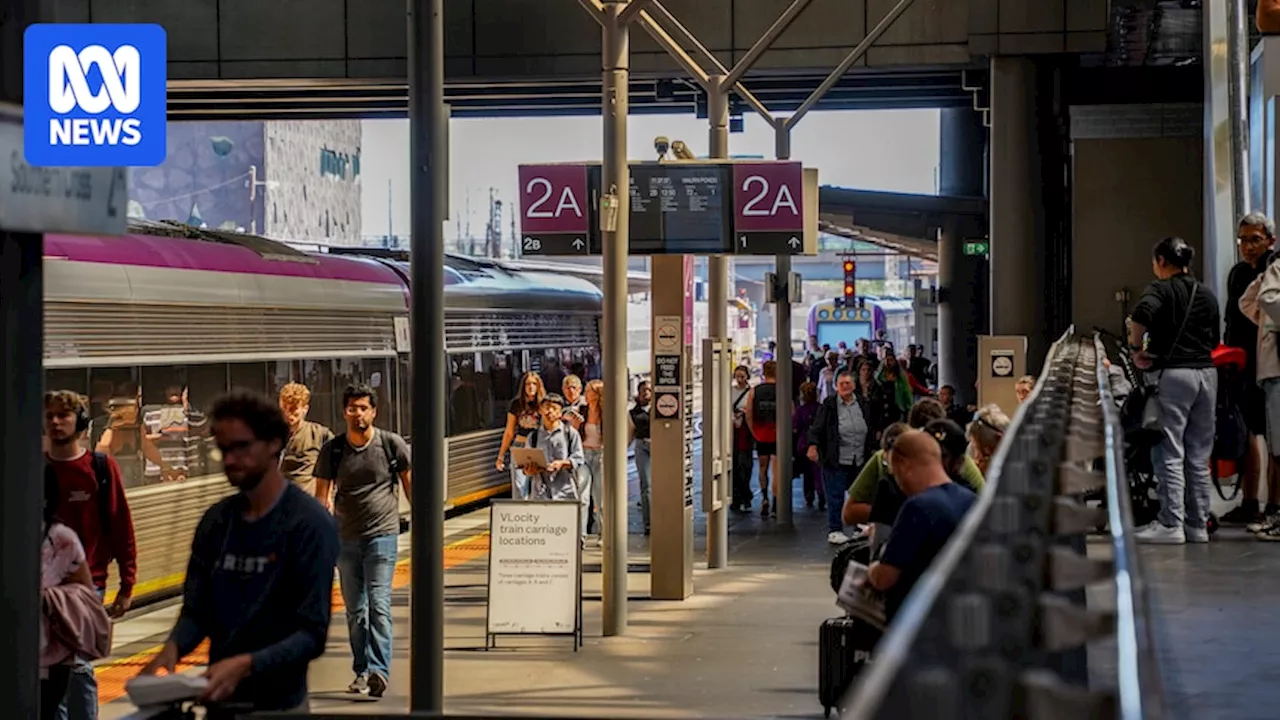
[517,160,817,256]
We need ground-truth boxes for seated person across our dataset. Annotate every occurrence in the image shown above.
[865,419,975,554]
[865,430,977,622]
[844,413,985,527]
[522,394,585,501]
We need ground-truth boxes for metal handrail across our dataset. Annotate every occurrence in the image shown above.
[1093,333,1166,720]
[840,326,1077,717]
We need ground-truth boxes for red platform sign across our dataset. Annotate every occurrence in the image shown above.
[732,162,804,233]
[518,164,589,235]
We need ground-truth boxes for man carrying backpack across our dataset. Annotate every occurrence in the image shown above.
[313,384,412,700]
[44,389,137,720]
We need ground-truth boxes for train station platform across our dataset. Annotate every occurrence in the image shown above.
[92,445,1279,719]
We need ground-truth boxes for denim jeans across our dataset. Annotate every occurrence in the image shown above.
[583,448,604,535]
[57,586,105,720]
[635,439,651,531]
[510,463,530,500]
[821,465,856,533]
[338,534,398,681]
[1152,367,1217,529]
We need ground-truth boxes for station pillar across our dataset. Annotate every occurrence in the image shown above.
[937,107,988,406]
[988,56,1047,371]
[649,254,695,600]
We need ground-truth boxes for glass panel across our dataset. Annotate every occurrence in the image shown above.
[302,359,335,433]
[538,350,566,397]
[449,350,519,436]
[88,367,145,488]
[229,362,267,396]
[490,351,520,429]
[45,368,89,398]
[397,356,411,440]
[332,358,362,429]
[360,358,391,431]
[269,360,302,400]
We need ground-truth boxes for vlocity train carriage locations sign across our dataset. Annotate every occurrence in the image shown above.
[517,160,817,257]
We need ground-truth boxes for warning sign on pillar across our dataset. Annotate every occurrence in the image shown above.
[655,315,681,353]
[655,392,680,419]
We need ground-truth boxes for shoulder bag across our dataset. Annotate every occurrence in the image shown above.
[1123,280,1197,446]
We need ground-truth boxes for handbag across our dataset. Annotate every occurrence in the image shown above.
[1124,281,1197,445]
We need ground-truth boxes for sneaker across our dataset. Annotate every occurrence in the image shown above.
[1185,525,1210,544]
[1247,510,1280,534]
[1220,502,1262,526]
[368,673,388,698]
[348,674,370,694]
[827,531,852,545]
[1134,521,1185,545]
[1257,524,1280,542]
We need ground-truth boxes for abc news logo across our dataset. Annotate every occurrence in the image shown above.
[23,24,167,167]
[47,44,143,147]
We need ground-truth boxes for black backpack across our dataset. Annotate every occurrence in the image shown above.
[329,431,402,480]
[45,452,113,535]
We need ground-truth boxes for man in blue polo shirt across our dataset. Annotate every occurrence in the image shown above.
[865,429,975,621]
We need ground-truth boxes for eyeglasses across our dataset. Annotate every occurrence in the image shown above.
[1238,234,1269,246]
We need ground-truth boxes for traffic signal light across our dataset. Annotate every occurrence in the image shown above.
[842,259,856,300]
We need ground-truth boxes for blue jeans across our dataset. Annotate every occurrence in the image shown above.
[635,440,651,531]
[510,463,531,500]
[57,587,105,720]
[1153,367,1217,529]
[338,534,398,681]
[821,465,856,533]
[584,448,604,534]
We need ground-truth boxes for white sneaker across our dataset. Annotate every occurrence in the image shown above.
[827,531,852,545]
[1184,525,1209,544]
[1134,521,1185,545]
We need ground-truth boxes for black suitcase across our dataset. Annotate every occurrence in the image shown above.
[818,616,880,717]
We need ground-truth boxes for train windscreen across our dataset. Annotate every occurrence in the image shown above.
[816,321,872,349]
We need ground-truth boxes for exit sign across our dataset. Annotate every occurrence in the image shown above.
[963,240,989,256]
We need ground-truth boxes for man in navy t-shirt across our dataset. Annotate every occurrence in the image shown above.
[866,430,976,621]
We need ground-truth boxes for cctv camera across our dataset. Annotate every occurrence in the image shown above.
[654,136,670,159]
[671,141,696,160]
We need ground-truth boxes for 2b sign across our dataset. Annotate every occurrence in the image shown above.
[23,24,168,167]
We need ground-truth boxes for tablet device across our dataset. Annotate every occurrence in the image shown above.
[510,446,549,470]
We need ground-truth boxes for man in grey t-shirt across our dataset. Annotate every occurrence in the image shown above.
[313,384,411,700]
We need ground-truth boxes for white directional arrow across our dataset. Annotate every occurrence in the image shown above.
[788,236,800,248]
[572,237,584,249]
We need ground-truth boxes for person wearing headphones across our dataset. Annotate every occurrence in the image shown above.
[44,389,138,720]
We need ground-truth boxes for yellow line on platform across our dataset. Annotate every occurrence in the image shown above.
[95,531,492,706]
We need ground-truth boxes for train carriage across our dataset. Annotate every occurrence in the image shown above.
[44,223,603,604]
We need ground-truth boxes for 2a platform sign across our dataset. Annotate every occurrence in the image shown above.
[732,162,806,255]
[516,161,814,257]
[517,164,591,256]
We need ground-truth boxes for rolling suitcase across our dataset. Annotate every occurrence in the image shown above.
[818,616,880,717]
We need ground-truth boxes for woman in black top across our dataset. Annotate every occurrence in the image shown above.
[1127,237,1220,545]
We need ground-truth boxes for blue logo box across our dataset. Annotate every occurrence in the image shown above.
[23,23,167,167]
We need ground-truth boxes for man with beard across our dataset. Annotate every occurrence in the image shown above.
[137,393,338,715]
[44,390,137,720]
[313,384,412,699]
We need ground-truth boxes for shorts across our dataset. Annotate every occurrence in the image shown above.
[756,441,778,457]
[1262,378,1280,449]
[1243,380,1267,436]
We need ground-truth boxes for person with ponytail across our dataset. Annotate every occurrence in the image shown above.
[1127,236,1221,544]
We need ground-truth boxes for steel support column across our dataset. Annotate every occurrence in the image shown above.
[706,75,730,567]
[774,125,794,529]
[601,0,631,636]
[0,0,45,717]
[408,0,447,710]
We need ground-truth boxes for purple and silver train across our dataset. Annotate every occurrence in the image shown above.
[45,221,602,603]
[806,296,915,352]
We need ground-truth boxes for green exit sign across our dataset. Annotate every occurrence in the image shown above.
[963,241,989,256]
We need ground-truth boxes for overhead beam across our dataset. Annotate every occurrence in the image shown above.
[723,0,817,90]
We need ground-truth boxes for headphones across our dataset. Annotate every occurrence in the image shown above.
[74,404,90,433]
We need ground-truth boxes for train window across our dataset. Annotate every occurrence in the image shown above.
[302,359,336,433]
[229,363,267,397]
[45,368,89,397]
[538,351,566,394]
[448,353,484,435]
[141,366,185,405]
[397,356,411,440]
[269,361,302,399]
[490,351,519,429]
[360,358,392,431]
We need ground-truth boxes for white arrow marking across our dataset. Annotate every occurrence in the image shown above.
[788,236,800,248]
[572,238,584,249]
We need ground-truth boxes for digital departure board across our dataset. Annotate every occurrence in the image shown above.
[627,164,731,254]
